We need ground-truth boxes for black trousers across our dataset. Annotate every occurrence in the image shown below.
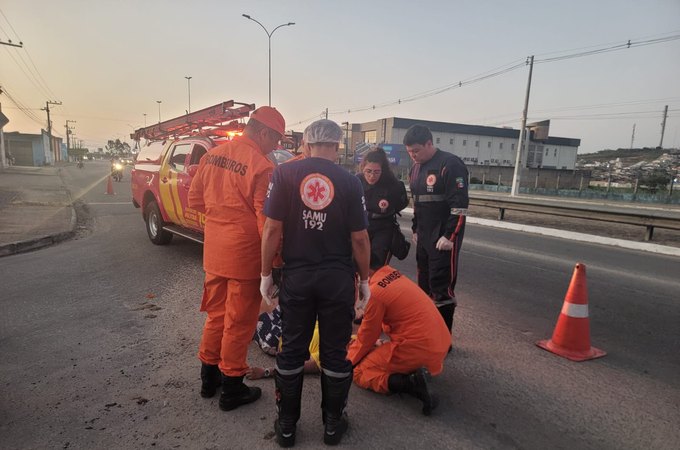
[368,225,394,270]
[415,222,465,307]
[276,268,355,376]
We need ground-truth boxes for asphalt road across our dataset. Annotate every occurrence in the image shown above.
[0,161,678,449]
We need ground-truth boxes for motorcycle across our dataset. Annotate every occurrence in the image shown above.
[77,160,84,169]
[111,162,124,182]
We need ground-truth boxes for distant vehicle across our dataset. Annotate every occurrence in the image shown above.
[130,100,257,245]
[111,161,124,182]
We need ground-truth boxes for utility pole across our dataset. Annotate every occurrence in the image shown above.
[325,108,328,119]
[0,98,6,169]
[0,39,22,48]
[65,120,76,159]
[43,100,62,163]
[630,123,636,150]
[0,37,22,168]
[659,105,668,149]
[342,121,350,164]
[511,55,534,197]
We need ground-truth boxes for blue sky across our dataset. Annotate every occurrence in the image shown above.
[1,0,679,153]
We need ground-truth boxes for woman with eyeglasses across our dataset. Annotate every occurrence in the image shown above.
[358,147,409,270]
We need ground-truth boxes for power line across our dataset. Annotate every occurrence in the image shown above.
[2,46,53,100]
[0,8,21,38]
[1,86,46,127]
[546,109,679,120]
[533,29,680,58]
[290,32,680,127]
[20,45,58,99]
[290,59,528,126]
[534,34,680,64]
[329,59,527,115]
[0,8,58,100]
[472,97,680,125]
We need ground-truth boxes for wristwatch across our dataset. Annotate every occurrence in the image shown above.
[264,368,271,378]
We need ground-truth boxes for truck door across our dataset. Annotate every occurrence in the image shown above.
[159,142,192,227]
[180,143,208,231]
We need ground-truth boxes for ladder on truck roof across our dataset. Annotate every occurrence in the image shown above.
[130,100,255,142]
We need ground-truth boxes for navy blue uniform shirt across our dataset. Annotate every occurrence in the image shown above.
[409,149,469,238]
[264,157,368,272]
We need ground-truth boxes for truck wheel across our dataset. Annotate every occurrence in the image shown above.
[145,201,173,245]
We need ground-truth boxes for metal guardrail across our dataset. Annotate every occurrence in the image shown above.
[468,192,680,241]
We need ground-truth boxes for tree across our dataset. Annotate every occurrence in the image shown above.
[640,170,670,193]
[105,139,131,157]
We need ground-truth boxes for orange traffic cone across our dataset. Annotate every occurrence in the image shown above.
[536,263,606,362]
[105,175,115,195]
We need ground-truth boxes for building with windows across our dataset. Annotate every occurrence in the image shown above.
[345,117,584,188]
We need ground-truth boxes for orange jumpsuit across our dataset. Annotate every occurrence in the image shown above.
[347,265,450,393]
[188,135,274,376]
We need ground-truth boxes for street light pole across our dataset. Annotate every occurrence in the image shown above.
[242,14,295,106]
[342,121,350,165]
[185,76,192,113]
[156,100,162,123]
[143,113,147,128]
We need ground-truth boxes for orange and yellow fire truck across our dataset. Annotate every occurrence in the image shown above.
[130,100,293,245]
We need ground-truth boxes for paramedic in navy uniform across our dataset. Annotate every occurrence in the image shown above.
[260,119,371,447]
[405,124,469,336]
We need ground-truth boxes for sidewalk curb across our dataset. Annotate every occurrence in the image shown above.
[0,168,78,257]
[0,226,76,257]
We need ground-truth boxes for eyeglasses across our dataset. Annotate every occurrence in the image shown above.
[363,169,382,176]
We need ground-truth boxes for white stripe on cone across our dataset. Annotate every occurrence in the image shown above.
[561,302,589,318]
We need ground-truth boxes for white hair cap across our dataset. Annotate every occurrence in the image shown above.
[303,119,343,144]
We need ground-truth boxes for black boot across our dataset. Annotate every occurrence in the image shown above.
[274,372,304,448]
[200,363,222,398]
[320,372,351,446]
[437,303,456,334]
[387,367,438,416]
[219,374,262,411]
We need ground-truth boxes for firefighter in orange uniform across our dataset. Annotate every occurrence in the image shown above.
[348,264,450,416]
[188,106,286,411]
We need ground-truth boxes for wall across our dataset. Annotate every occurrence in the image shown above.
[467,165,591,190]
[3,132,44,166]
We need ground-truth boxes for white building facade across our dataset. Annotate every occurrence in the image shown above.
[351,117,581,171]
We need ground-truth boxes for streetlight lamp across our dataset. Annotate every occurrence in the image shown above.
[242,14,295,106]
[156,100,162,123]
[185,76,192,113]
